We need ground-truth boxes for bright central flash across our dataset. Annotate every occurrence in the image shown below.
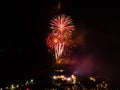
[59,24,64,31]
[54,38,58,43]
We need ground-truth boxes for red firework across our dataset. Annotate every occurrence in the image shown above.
[47,33,60,49]
[46,14,75,60]
[47,14,75,48]
[50,14,75,33]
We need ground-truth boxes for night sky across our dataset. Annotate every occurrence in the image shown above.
[1,0,120,86]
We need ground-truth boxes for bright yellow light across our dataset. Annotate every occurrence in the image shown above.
[16,85,19,88]
[30,79,34,82]
[71,75,76,79]
[53,76,57,79]
[11,84,15,89]
[66,77,71,82]
[55,70,64,72]
[105,83,108,87]
[60,75,65,78]
[53,75,66,81]
[71,75,76,83]
[61,75,66,80]
[60,70,64,72]
[89,76,96,82]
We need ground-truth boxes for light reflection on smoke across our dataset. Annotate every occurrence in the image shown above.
[67,55,97,76]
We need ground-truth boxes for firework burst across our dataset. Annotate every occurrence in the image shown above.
[47,14,75,60]
[50,14,74,33]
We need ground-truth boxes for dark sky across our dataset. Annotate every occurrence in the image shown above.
[0,0,120,86]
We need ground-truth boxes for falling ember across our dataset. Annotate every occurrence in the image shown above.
[47,14,75,61]
[57,1,61,10]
